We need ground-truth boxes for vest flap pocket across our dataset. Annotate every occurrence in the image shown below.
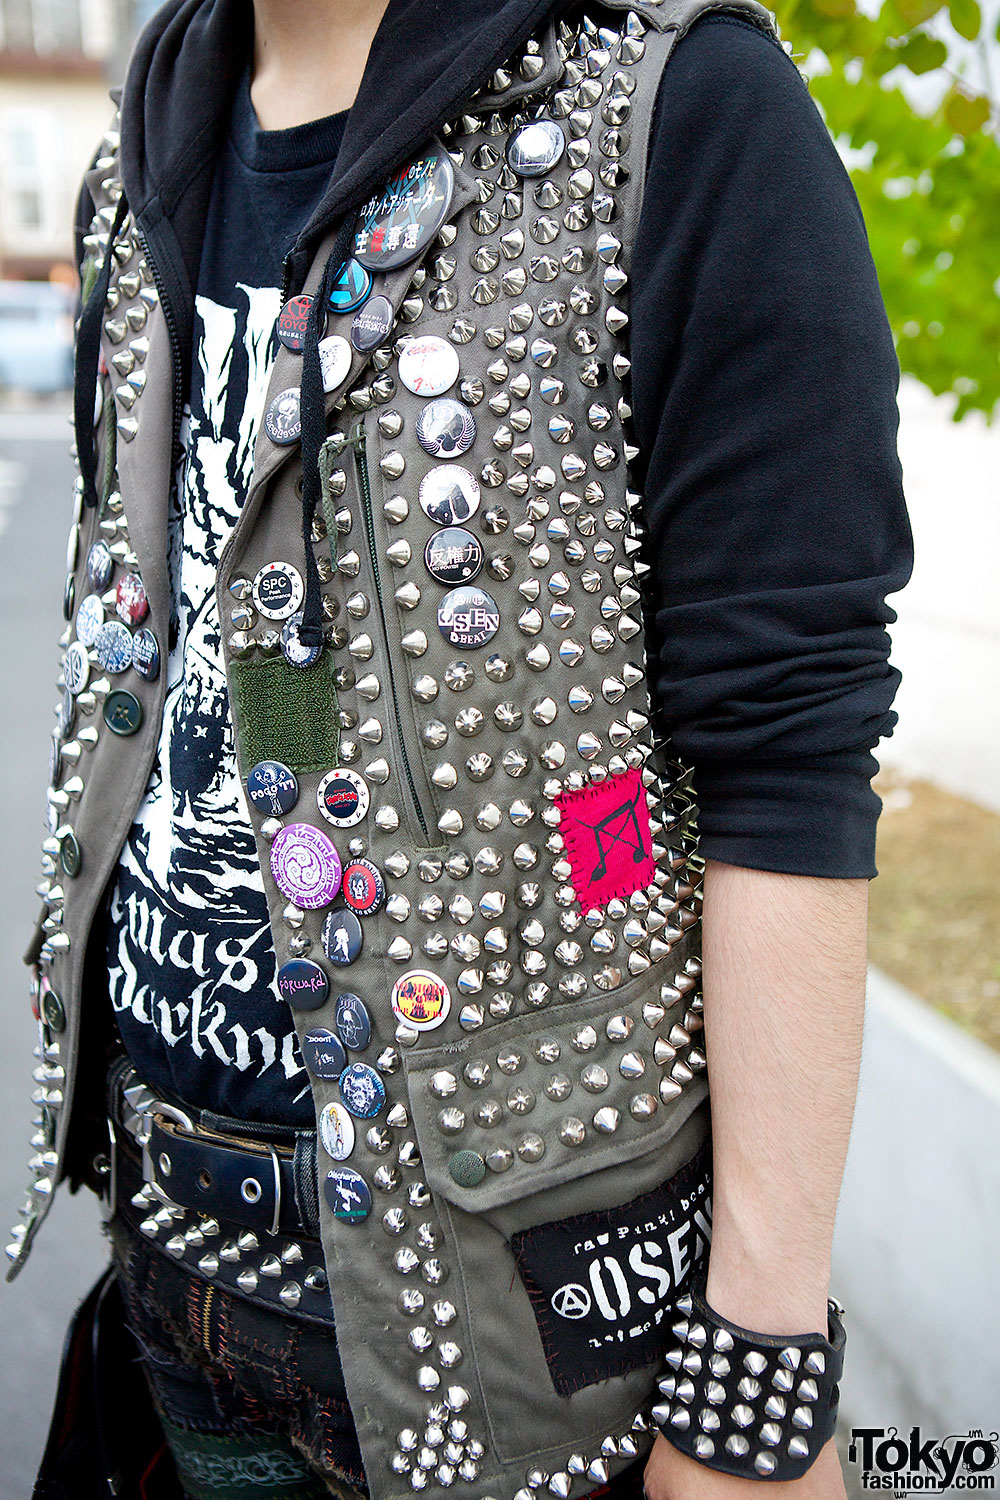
[403,981,708,1218]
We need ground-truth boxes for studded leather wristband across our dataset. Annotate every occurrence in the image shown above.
[651,1272,846,1481]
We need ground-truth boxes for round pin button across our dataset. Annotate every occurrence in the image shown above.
[115,572,148,625]
[318,335,352,393]
[252,562,304,621]
[398,335,460,398]
[416,397,477,458]
[63,573,75,622]
[506,119,566,178]
[95,620,134,674]
[327,259,373,314]
[40,982,66,1034]
[264,387,302,445]
[58,689,76,738]
[335,993,372,1051]
[338,1062,386,1119]
[317,768,370,829]
[59,829,81,878]
[449,1149,487,1188]
[103,689,144,736]
[322,908,363,966]
[324,1165,372,1222]
[87,541,113,591]
[419,464,480,526]
[132,628,160,681]
[350,294,394,353]
[341,859,385,916]
[319,1101,356,1161]
[64,640,90,695]
[280,611,323,668]
[246,760,299,817]
[390,970,451,1031]
[352,151,455,271]
[437,585,500,650]
[270,823,342,909]
[76,593,105,647]
[424,527,483,586]
[302,1027,348,1080]
[276,958,329,1011]
[276,294,315,352]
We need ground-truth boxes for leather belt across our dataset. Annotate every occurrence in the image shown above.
[109,1065,321,1240]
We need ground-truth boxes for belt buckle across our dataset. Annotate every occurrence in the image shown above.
[140,1099,196,1207]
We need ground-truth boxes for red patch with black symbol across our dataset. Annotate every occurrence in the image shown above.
[555,767,654,910]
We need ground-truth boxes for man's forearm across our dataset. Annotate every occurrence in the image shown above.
[699,859,868,1335]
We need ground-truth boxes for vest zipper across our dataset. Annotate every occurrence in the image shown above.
[133,224,184,478]
[348,419,429,842]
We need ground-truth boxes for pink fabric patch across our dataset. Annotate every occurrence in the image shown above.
[556,768,654,910]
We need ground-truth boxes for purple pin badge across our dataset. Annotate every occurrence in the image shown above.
[270,822,342,909]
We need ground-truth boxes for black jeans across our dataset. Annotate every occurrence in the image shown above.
[110,1216,649,1500]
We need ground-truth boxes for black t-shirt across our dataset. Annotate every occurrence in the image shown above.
[106,74,346,1128]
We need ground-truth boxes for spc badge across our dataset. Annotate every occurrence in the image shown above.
[252,562,304,621]
[352,150,455,271]
[324,1166,372,1223]
[319,1101,356,1162]
[424,527,483,585]
[419,465,480,525]
[338,1062,386,1119]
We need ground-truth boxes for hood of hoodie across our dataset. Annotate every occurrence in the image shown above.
[117,0,573,357]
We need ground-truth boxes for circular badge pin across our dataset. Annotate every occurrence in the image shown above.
[276,294,315,352]
[424,527,483,586]
[264,387,302,446]
[506,119,567,178]
[280,611,323,669]
[75,593,105,648]
[335,993,372,1051]
[319,1101,356,1161]
[252,561,304,621]
[398,335,460,398]
[317,768,370,829]
[318,335,352,394]
[324,1165,372,1223]
[338,1062,386,1119]
[59,830,82,879]
[246,760,299,817]
[391,970,451,1031]
[350,294,394,353]
[58,689,76,739]
[352,151,455,271]
[302,1027,348,1080]
[276,958,329,1011]
[270,823,342,909]
[341,859,385,916]
[132,628,160,681]
[87,541,114,592]
[64,640,90,695]
[416,397,477,459]
[322,909,363,966]
[115,572,148,626]
[327,259,373,314]
[63,574,75,622]
[437,585,500,650]
[95,620,134,674]
[419,464,480,526]
[103,689,144,737]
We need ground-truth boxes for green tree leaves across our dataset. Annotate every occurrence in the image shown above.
[773,0,999,418]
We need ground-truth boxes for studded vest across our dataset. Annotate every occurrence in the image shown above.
[11,2,781,1495]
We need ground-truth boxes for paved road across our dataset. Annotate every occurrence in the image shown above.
[0,403,105,1497]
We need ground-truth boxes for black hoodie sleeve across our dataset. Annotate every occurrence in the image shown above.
[629,15,913,879]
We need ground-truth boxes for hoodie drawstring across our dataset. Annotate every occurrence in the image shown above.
[75,192,130,510]
[298,217,357,649]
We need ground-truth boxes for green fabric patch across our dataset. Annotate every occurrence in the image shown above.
[159,1418,326,1500]
[232,650,339,774]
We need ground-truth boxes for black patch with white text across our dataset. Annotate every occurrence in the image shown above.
[508,1144,712,1395]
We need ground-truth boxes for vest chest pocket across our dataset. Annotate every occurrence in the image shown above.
[402,983,712,1459]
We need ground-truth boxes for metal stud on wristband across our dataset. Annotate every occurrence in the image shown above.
[651,1272,846,1481]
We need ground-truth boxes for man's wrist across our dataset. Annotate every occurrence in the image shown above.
[705,1245,833,1338]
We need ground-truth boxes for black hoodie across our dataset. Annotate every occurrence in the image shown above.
[92,0,912,879]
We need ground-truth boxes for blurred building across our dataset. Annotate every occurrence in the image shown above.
[0,0,156,281]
